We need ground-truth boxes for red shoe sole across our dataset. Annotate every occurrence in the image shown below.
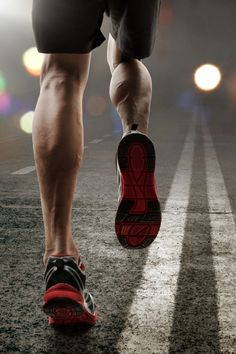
[115,133,161,248]
[43,283,98,326]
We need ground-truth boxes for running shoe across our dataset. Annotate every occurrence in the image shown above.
[43,255,98,326]
[115,123,161,248]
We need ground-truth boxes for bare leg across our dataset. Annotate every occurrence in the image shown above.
[107,34,152,135]
[108,35,161,249]
[32,53,91,265]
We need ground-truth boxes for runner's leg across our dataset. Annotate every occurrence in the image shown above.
[107,34,152,135]
[32,53,91,265]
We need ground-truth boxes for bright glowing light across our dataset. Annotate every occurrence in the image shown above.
[86,96,107,117]
[0,72,6,93]
[20,111,34,134]
[22,47,44,76]
[0,91,11,113]
[194,64,222,91]
[0,0,32,19]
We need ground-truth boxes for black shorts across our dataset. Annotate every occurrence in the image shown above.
[32,0,161,59]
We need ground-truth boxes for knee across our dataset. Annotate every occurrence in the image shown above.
[107,34,132,73]
[107,35,118,73]
[40,53,90,90]
[107,34,147,75]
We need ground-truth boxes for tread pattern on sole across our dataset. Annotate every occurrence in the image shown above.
[43,284,98,326]
[115,133,161,249]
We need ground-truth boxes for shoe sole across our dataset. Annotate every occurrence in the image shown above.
[115,133,161,248]
[43,283,98,326]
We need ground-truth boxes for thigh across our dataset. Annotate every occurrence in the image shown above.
[107,0,162,59]
[32,0,106,53]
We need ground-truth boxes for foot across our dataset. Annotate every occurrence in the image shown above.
[43,255,98,326]
[115,124,161,248]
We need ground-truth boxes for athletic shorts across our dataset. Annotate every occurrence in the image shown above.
[32,0,162,59]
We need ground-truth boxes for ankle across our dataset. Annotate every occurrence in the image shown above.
[43,246,80,266]
[122,125,148,137]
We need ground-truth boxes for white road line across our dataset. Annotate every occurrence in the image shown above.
[117,121,195,354]
[102,134,112,138]
[11,166,36,175]
[89,139,103,144]
[10,139,102,176]
[202,119,236,352]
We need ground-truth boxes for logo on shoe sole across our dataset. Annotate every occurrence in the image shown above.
[121,224,151,236]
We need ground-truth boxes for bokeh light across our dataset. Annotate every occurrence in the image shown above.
[0,72,6,93]
[22,47,44,76]
[0,91,11,113]
[86,95,107,117]
[20,111,34,134]
[160,2,173,27]
[194,64,222,91]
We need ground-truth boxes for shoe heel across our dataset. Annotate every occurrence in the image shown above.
[43,283,85,318]
[43,283,98,325]
[117,133,156,172]
[116,133,161,248]
[43,283,84,305]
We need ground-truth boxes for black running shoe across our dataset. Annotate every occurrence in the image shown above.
[43,255,98,326]
[115,124,161,248]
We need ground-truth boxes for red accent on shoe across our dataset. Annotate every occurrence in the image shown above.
[48,311,97,326]
[44,283,84,304]
[79,262,85,272]
[43,283,98,326]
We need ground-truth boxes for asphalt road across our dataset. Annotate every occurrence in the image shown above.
[0,99,236,353]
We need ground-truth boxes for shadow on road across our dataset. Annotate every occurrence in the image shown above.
[169,123,220,353]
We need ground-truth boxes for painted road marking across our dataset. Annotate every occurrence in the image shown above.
[202,119,236,351]
[102,134,112,138]
[11,135,111,175]
[89,139,103,144]
[11,166,36,175]
[117,121,196,353]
